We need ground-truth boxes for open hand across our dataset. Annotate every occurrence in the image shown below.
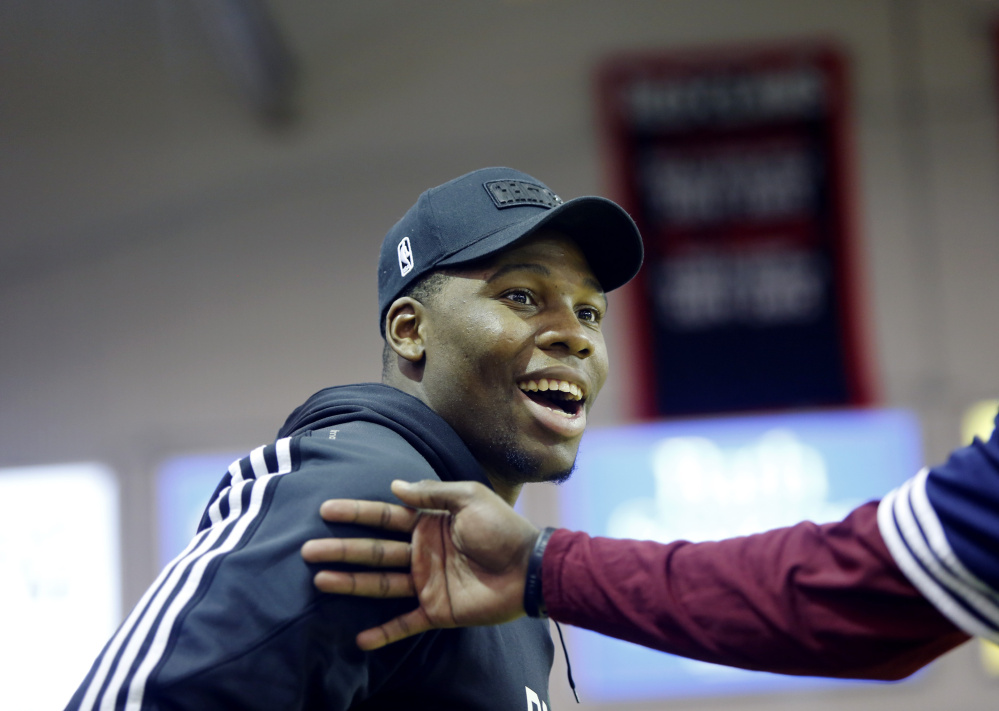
[301,479,540,650]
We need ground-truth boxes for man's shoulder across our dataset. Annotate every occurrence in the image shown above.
[277,420,441,504]
[296,420,438,474]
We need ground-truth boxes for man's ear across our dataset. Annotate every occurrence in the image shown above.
[385,297,427,363]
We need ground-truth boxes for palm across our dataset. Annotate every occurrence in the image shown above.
[409,499,533,629]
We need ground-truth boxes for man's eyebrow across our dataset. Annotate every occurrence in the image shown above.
[486,263,607,305]
[485,263,551,283]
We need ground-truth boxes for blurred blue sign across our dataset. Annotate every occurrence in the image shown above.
[559,408,922,702]
[156,452,243,568]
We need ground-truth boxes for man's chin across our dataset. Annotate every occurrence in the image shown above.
[540,465,575,486]
[493,446,577,486]
[469,431,579,486]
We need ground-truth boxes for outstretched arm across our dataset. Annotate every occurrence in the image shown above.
[303,478,974,680]
[543,501,968,679]
[301,479,539,650]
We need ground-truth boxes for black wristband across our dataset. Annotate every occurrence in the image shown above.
[523,526,555,618]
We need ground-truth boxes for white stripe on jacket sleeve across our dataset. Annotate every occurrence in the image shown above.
[877,469,999,643]
[124,473,280,709]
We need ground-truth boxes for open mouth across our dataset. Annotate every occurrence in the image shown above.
[517,378,585,418]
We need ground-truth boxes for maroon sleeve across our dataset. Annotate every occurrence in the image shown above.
[542,501,969,680]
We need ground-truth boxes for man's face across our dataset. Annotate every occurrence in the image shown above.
[419,232,609,485]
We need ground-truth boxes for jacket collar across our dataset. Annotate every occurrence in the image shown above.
[278,383,491,488]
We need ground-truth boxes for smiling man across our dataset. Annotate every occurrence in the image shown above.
[65,167,643,710]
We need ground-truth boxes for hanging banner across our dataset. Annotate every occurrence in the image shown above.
[598,45,872,417]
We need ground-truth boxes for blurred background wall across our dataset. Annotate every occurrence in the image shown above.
[2,1,998,709]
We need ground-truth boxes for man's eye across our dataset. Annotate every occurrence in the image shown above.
[505,290,533,305]
[578,306,601,323]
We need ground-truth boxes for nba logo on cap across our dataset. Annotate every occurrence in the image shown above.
[397,237,414,276]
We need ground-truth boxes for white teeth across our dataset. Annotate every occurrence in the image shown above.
[517,379,584,401]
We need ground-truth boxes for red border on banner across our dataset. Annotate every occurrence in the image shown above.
[594,41,876,420]
[820,45,877,411]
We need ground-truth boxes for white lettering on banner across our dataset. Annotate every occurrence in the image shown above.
[655,249,825,329]
[525,686,548,711]
[642,146,815,227]
[626,67,825,129]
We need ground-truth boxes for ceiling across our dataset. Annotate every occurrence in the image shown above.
[0,1,453,282]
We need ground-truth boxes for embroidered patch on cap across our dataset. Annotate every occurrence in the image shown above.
[397,236,414,276]
[484,180,563,209]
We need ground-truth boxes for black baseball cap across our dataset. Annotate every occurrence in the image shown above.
[377,167,644,334]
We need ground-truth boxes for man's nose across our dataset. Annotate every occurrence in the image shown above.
[535,305,594,358]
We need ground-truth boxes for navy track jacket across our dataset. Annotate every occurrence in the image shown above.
[66,384,554,710]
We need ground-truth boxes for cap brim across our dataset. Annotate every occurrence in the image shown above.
[435,196,644,292]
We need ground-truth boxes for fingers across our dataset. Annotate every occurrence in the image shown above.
[355,608,436,651]
[301,538,411,567]
[318,498,420,533]
[313,570,415,598]
[390,479,494,513]
[318,480,498,533]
